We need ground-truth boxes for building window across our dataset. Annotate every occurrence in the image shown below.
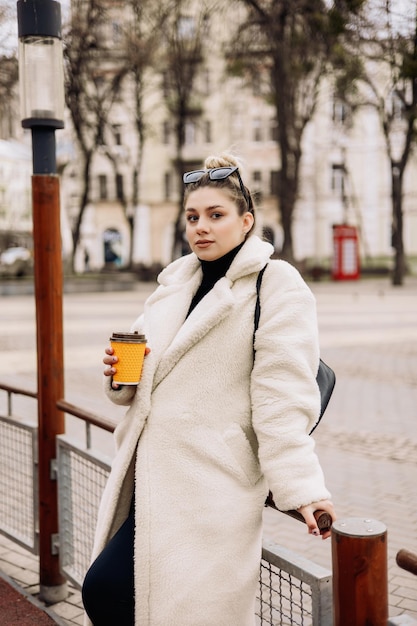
[177,15,195,39]
[270,119,278,142]
[252,73,261,97]
[270,170,279,196]
[202,68,210,95]
[253,171,262,184]
[332,98,348,124]
[98,174,107,200]
[253,171,262,203]
[112,21,123,45]
[204,120,212,143]
[94,75,105,93]
[103,228,122,265]
[331,164,345,197]
[389,90,405,121]
[253,118,262,142]
[161,72,169,98]
[113,124,122,145]
[116,174,124,201]
[162,121,170,144]
[164,172,172,200]
[185,120,196,145]
[202,14,210,37]
[70,193,79,210]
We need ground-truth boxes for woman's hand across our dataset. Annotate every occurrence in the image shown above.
[297,499,336,540]
[103,345,151,390]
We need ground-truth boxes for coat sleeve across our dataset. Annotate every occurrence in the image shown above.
[250,261,331,512]
[103,313,145,406]
[103,377,136,406]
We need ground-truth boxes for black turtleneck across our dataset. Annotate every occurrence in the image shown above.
[186,242,244,318]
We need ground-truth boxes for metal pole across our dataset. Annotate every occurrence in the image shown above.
[17,0,67,603]
[31,126,67,603]
[332,518,388,626]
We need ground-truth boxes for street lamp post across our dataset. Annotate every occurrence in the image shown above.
[17,0,67,603]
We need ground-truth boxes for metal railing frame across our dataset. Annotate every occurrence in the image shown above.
[1,383,334,624]
[262,538,332,624]
[0,383,39,553]
[0,414,38,553]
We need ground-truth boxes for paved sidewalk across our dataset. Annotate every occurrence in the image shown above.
[265,276,417,622]
[0,275,417,624]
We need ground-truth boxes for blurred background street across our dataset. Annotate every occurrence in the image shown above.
[0,275,416,622]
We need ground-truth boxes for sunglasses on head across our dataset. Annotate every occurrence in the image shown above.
[183,166,250,208]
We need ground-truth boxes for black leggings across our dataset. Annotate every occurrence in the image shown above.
[82,509,135,625]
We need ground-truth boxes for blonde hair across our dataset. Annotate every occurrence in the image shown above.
[203,153,240,169]
[184,152,256,234]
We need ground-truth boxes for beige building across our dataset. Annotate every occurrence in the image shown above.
[0,139,32,251]
[57,1,417,274]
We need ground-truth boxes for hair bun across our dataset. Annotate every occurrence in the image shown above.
[204,153,240,170]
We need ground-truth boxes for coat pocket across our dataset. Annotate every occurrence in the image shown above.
[223,423,263,487]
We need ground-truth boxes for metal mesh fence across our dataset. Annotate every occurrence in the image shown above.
[258,541,332,626]
[57,436,111,588]
[56,435,332,625]
[0,413,331,625]
[0,415,38,552]
[257,559,314,625]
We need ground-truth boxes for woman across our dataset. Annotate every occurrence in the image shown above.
[82,153,336,626]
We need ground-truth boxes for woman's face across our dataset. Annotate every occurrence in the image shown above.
[184,187,254,261]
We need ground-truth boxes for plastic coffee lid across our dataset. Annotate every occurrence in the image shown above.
[110,332,146,342]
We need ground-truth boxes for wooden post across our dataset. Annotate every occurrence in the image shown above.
[17,0,66,603]
[396,549,417,576]
[332,518,388,626]
[32,174,67,603]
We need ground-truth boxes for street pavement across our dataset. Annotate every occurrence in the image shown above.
[0,274,416,624]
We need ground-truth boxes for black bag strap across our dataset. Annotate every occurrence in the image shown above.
[253,264,268,341]
[253,263,335,432]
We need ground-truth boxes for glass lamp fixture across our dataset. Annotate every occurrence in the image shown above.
[17,0,64,128]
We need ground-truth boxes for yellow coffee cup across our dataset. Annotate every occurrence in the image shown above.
[110,332,147,385]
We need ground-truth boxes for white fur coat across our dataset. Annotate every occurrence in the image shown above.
[87,235,330,625]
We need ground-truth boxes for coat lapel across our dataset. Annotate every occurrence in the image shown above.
[144,281,195,360]
[151,276,235,390]
[145,236,274,391]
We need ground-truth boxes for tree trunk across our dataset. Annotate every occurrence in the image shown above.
[391,169,405,286]
[278,148,300,265]
[172,118,186,261]
[71,155,92,272]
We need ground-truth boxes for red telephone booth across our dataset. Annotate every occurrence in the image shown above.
[332,224,360,280]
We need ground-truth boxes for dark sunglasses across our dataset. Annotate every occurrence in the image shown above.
[183,166,250,208]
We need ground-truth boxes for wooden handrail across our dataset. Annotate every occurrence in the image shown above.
[56,399,116,434]
[396,549,417,576]
[2,382,332,534]
[0,381,37,399]
[266,497,333,534]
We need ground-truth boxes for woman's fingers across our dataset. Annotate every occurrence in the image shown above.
[297,500,336,540]
[104,344,150,377]
[104,345,118,377]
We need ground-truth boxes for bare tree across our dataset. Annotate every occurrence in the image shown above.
[103,0,172,267]
[0,3,18,140]
[0,2,15,54]
[229,0,366,264]
[159,1,211,259]
[0,55,18,139]
[64,0,128,270]
[351,0,417,285]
